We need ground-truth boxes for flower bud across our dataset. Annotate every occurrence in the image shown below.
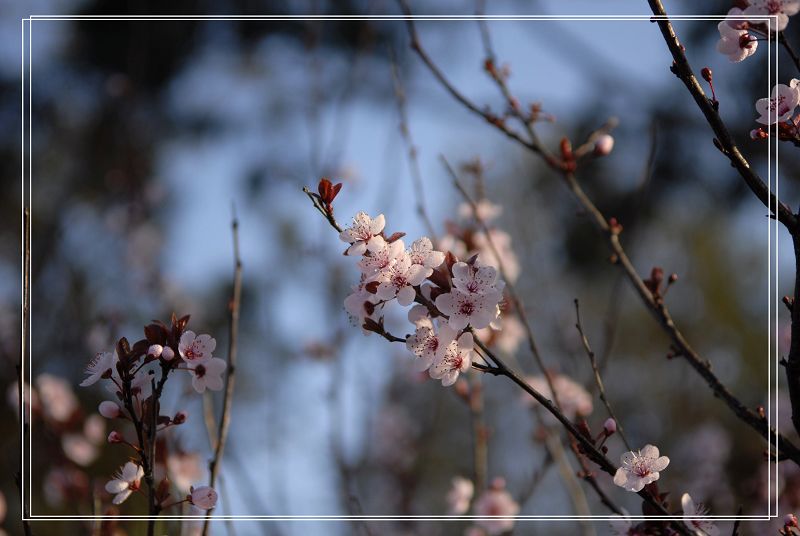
[148,344,163,358]
[603,418,617,435]
[593,134,615,156]
[173,411,188,425]
[701,67,713,83]
[99,401,122,419]
[189,485,218,510]
[108,430,123,444]
[786,513,798,527]
[161,347,175,361]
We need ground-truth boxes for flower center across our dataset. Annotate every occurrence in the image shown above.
[195,364,206,378]
[459,301,475,315]
[392,274,407,288]
[766,1,781,14]
[631,457,651,477]
[466,280,480,293]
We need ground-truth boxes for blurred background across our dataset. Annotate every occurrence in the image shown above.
[2,0,799,534]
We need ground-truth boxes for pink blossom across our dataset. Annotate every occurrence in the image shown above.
[594,133,615,156]
[406,317,441,372]
[716,21,758,62]
[179,331,216,364]
[357,237,404,275]
[36,374,78,423]
[408,237,445,277]
[105,462,144,505]
[190,357,226,393]
[613,444,670,492]
[80,351,117,387]
[339,211,385,256]
[99,400,122,419]
[435,288,501,330]
[373,252,427,305]
[429,326,473,386]
[755,83,800,124]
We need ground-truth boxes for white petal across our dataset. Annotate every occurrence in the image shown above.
[112,489,133,505]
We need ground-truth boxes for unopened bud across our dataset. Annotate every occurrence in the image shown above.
[594,134,615,156]
[148,344,163,358]
[173,411,188,425]
[701,67,713,83]
[108,430,123,444]
[99,401,122,419]
[161,346,175,361]
[603,418,617,435]
[751,128,769,140]
[786,513,798,527]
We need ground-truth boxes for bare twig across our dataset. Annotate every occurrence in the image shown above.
[574,299,632,452]
[202,210,243,535]
[390,49,437,242]
[20,208,32,536]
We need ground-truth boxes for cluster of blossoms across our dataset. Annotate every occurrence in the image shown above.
[81,314,220,510]
[711,2,800,140]
[340,211,506,386]
[445,476,520,536]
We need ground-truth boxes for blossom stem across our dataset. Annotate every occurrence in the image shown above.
[202,211,243,536]
[574,299,632,452]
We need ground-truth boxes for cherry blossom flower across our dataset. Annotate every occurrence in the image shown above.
[105,462,144,505]
[357,237,404,275]
[429,327,473,386]
[178,331,216,364]
[524,374,593,420]
[452,261,504,296]
[716,21,758,62]
[756,83,800,124]
[406,317,441,371]
[190,357,226,393]
[613,444,670,492]
[408,237,445,277]
[80,351,117,387]
[745,0,800,31]
[374,252,427,305]
[473,479,520,535]
[339,211,385,256]
[681,493,719,536]
[189,485,218,509]
[446,476,474,515]
[435,288,501,330]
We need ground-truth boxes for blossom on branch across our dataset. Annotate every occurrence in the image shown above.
[716,21,758,62]
[429,326,474,386]
[613,444,670,492]
[339,211,385,256]
[105,462,143,505]
[681,493,719,536]
[755,83,800,124]
[473,478,520,535]
[80,351,117,387]
[190,357,226,393]
[189,485,218,510]
[178,331,217,364]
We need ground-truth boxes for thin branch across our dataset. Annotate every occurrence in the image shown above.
[202,210,243,535]
[398,1,564,170]
[574,299,632,452]
[647,0,796,231]
[19,208,32,536]
[390,49,437,242]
